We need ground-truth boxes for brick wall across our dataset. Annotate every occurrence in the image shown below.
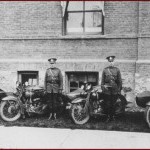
[104,1,138,35]
[139,2,150,36]
[0,39,137,60]
[135,2,150,100]
[0,1,62,39]
[0,2,142,110]
[138,38,150,60]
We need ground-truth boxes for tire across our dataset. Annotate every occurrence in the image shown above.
[145,106,150,128]
[0,101,21,122]
[70,103,90,125]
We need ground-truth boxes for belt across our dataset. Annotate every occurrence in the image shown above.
[47,81,58,84]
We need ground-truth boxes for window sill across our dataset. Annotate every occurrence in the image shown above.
[59,34,138,40]
[60,34,105,40]
[0,34,137,40]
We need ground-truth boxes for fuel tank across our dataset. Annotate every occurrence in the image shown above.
[24,86,45,99]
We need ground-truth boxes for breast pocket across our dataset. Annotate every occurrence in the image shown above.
[105,74,110,82]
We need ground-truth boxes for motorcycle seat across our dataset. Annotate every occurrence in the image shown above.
[66,88,84,100]
[66,93,80,100]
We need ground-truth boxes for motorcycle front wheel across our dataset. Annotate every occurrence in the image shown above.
[145,106,150,128]
[0,101,21,122]
[70,103,90,125]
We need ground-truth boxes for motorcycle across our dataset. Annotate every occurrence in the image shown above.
[0,81,64,122]
[136,91,150,128]
[61,85,87,110]
[0,81,86,122]
[70,83,128,125]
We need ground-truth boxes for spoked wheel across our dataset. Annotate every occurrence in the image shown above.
[145,106,150,128]
[0,101,21,122]
[70,103,90,125]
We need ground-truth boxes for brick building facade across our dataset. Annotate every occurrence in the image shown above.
[0,1,148,110]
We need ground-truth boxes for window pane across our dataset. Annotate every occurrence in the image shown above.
[67,12,83,33]
[70,89,77,92]
[89,82,97,87]
[79,81,85,88]
[18,71,38,86]
[79,74,86,82]
[85,2,103,11]
[68,1,83,11]
[67,72,98,92]
[70,81,78,88]
[85,12,102,33]
[32,79,37,86]
[22,74,37,85]
[88,74,97,82]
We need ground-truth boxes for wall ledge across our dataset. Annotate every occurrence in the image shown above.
[0,59,136,63]
[0,34,138,40]
[136,60,150,63]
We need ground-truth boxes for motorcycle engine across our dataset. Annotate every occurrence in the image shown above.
[90,91,104,113]
[90,91,99,101]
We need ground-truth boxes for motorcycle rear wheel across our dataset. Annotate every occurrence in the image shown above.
[0,101,21,122]
[145,106,150,128]
[70,103,90,125]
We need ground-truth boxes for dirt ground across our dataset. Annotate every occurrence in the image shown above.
[0,110,150,133]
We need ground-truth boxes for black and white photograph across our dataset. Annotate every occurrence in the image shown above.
[0,0,149,149]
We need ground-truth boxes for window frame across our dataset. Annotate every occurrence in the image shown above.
[66,71,99,92]
[17,71,39,86]
[63,1,104,35]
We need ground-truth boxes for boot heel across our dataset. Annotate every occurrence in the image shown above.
[54,113,57,120]
[48,113,52,120]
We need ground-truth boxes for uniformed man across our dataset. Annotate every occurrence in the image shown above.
[44,58,63,120]
[101,56,122,122]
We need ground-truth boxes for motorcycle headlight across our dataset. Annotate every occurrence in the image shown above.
[87,84,92,90]
[90,92,97,100]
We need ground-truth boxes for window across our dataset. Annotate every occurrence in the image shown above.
[66,72,99,92]
[62,1,104,35]
[18,71,39,86]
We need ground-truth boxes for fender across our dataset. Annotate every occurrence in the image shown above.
[2,95,24,115]
[71,97,86,104]
[146,101,150,106]
[2,95,18,101]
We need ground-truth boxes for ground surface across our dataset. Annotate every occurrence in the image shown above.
[0,110,150,133]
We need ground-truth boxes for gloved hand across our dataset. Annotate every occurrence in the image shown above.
[103,85,108,90]
[44,90,47,95]
[118,90,121,95]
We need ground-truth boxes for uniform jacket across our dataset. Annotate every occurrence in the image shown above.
[101,66,122,95]
[44,67,63,93]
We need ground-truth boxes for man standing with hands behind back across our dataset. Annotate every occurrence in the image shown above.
[44,58,63,120]
[101,56,122,122]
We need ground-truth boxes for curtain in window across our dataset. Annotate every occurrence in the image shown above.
[61,1,68,17]
[98,1,105,16]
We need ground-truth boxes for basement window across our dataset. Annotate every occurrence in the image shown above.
[18,71,39,86]
[66,72,99,92]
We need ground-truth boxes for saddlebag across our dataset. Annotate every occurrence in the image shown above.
[136,91,150,108]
